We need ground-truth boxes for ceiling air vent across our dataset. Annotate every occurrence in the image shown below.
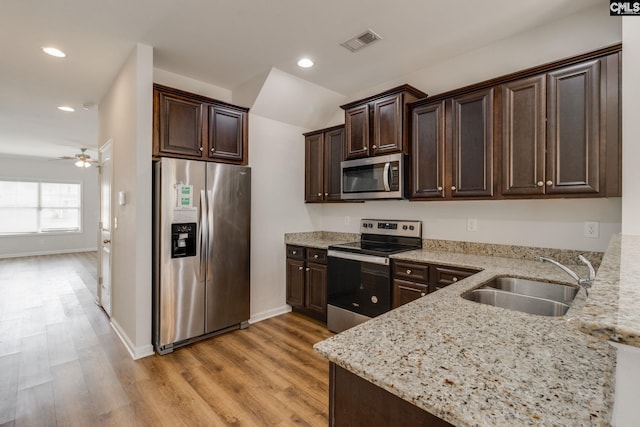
[340,29,382,52]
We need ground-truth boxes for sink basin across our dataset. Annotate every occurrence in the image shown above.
[481,277,578,304]
[463,288,570,316]
[461,277,578,317]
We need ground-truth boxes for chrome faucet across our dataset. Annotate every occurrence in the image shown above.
[539,255,596,296]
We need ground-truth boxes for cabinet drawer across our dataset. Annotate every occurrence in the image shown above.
[307,248,328,264]
[431,265,478,291]
[286,245,306,260]
[393,261,429,283]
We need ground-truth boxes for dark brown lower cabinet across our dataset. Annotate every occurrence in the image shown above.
[329,363,452,427]
[285,245,328,322]
[392,260,478,308]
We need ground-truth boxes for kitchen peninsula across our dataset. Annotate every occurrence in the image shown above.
[293,232,616,426]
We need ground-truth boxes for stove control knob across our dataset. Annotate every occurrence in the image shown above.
[371,295,378,304]
[406,269,412,275]
[409,225,415,230]
[402,225,408,230]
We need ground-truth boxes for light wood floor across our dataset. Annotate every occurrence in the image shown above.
[0,252,333,426]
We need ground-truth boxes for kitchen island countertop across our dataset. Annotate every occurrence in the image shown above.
[312,243,616,426]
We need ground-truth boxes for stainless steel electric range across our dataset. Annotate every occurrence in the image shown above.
[326,219,422,333]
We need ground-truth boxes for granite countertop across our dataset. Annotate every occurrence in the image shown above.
[579,234,640,347]
[310,244,616,426]
[284,231,358,249]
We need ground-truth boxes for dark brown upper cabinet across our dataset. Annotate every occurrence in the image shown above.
[341,85,427,160]
[546,60,600,195]
[451,88,494,198]
[410,101,446,199]
[304,125,345,203]
[501,51,620,198]
[410,44,621,201]
[153,84,249,165]
[208,104,247,163]
[501,75,546,196]
[410,88,494,200]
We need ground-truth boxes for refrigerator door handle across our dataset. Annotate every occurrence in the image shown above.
[199,189,207,282]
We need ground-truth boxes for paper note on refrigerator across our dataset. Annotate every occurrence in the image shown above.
[176,185,193,207]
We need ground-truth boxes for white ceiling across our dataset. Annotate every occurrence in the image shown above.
[0,0,603,161]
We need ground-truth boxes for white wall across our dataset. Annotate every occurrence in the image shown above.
[622,17,640,235]
[314,5,623,253]
[248,114,318,321]
[611,16,640,427]
[98,44,154,359]
[0,156,98,257]
[154,68,232,103]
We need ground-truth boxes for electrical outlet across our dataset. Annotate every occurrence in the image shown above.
[467,218,478,232]
[584,221,599,239]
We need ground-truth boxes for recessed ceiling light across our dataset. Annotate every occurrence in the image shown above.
[58,106,75,112]
[297,58,314,68]
[42,47,66,58]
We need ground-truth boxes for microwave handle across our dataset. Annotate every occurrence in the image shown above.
[383,162,391,192]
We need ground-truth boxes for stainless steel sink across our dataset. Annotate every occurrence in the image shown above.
[461,277,578,317]
[481,277,578,304]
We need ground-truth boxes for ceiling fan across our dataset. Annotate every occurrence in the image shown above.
[57,148,99,168]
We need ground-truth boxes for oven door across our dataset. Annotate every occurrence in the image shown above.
[327,250,391,332]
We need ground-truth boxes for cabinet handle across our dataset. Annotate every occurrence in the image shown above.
[437,186,443,191]
[406,269,412,274]
[199,147,203,152]
[305,267,310,272]
[298,266,303,271]
[546,180,553,186]
[317,193,322,196]
[451,186,456,191]
[452,277,458,282]
[210,147,215,152]
[292,250,297,255]
[372,145,377,149]
[536,181,544,187]
[324,193,328,196]
[314,254,318,258]
[421,293,426,297]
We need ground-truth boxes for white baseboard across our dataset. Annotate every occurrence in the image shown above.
[0,247,98,259]
[249,304,292,324]
[110,318,155,360]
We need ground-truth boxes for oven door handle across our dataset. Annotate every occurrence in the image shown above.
[328,250,389,266]
[383,162,391,192]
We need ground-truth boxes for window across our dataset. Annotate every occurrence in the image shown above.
[0,180,82,234]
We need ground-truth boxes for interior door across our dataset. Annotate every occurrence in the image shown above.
[98,141,113,316]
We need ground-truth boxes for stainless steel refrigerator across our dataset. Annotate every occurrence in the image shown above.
[153,158,250,355]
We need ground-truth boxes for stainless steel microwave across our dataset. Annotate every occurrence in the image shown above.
[341,153,407,200]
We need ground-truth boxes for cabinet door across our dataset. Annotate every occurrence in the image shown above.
[411,101,445,199]
[546,60,600,195]
[324,127,344,201]
[286,258,305,308]
[451,89,494,197]
[501,76,546,196]
[372,94,403,155]
[305,133,324,202]
[208,105,246,164]
[392,279,428,309]
[306,262,327,316]
[344,105,370,159]
[155,91,205,158]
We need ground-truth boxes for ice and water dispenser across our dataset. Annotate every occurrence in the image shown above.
[171,223,196,258]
